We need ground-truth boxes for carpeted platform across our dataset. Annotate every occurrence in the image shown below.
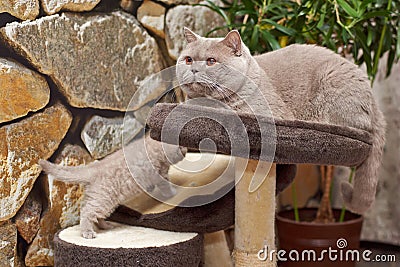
[111,103,372,233]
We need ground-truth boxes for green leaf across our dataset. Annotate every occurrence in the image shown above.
[337,0,359,18]
[205,25,231,37]
[261,19,297,36]
[320,30,336,50]
[235,10,257,16]
[242,0,257,12]
[355,28,372,75]
[361,10,391,20]
[342,27,349,43]
[220,0,232,6]
[386,48,395,77]
[367,28,373,46]
[360,0,373,11]
[250,26,259,51]
[352,42,359,64]
[396,21,400,58]
[324,17,336,46]
[317,11,327,28]
[197,1,231,26]
[261,30,281,50]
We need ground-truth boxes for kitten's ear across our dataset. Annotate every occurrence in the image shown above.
[183,27,200,43]
[221,30,242,56]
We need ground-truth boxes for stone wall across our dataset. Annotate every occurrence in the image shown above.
[0,0,223,266]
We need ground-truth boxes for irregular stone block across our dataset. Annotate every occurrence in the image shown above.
[25,144,92,266]
[0,0,39,20]
[160,0,200,5]
[0,11,165,111]
[0,221,17,267]
[127,72,174,111]
[165,3,225,59]
[0,104,72,221]
[120,0,144,13]
[81,114,143,159]
[0,58,50,124]
[137,0,166,38]
[122,0,200,9]
[41,0,100,15]
[14,190,42,244]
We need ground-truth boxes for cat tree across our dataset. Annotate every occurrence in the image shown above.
[143,103,371,266]
[54,103,372,266]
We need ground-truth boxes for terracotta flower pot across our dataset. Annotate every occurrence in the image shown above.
[276,208,363,267]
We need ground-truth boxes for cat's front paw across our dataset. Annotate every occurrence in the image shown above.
[157,182,176,198]
[82,230,97,239]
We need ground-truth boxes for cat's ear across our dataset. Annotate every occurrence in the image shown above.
[183,27,200,43]
[221,30,242,56]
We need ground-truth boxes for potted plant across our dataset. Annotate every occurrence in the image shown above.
[201,0,399,81]
[276,166,363,267]
[201,0,399,266]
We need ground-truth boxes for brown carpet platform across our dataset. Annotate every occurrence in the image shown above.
[148,103,372,166]
[54,224,203,267]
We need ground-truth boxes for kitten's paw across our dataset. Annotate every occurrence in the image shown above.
[160,185,176,198]
[82,230,96,239]
[157,182,176,198]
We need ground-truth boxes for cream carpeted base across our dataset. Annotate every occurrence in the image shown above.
[54,223,203,267]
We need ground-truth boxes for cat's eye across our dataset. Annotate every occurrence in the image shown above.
[206,58,217,66]
[185,56,193,65]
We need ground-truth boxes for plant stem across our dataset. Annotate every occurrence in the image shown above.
[333,0,355,38]
[291,182,300,222]
[339,167,355,222]
[257,0,268,26]
[314,166,335,223]
[371,0,392,84]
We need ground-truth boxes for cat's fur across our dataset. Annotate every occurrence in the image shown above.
[177,28,386,214]
[39,135,186,238]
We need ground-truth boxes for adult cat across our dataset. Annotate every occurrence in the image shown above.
[176,28,385,214]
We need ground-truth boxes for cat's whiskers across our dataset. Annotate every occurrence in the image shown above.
[199,77,233,103]
[196,76,221,98]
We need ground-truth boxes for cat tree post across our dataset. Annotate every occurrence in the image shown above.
[234,158,276,267]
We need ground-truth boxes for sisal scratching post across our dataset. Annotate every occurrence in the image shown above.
[234,159,276,267]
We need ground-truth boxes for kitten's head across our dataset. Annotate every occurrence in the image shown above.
[176,28,251,100]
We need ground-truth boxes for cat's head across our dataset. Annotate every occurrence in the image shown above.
[176,28,251,100]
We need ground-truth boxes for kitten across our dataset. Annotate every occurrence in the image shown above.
[39,135,186,238]
[176,28,386,214]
